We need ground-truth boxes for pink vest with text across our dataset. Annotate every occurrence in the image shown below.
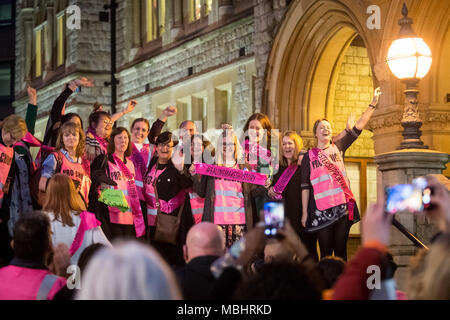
[309,144,349,211]
[0,266,66,300]
[59,153,91,203]
[107,159,136,225]
[213,178,245,225]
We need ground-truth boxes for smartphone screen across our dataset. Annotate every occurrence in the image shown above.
[385,177,431,214]
[263,201,285,237]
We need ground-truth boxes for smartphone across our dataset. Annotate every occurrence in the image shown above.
[385,177,432,214]
[263,201,285,237]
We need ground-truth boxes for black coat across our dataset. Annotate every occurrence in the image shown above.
[146,156,194,266]
[173,255,220,300]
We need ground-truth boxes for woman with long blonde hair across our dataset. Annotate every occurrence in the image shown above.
[268,131,318,260]
[43,174,110,265]
[192,125,255,248]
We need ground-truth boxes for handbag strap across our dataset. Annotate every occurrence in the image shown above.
[152,168,185,223]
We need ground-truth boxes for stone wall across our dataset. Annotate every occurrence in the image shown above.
[333,44,374,158]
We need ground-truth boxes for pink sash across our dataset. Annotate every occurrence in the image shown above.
[87,128,108,153]
[244,140,273,168]
[112,154,146,237]
[69,211,101,256]
[272,165,298,200]
[311,148,355,220]
[194,163,267,186]
[153,190,186,213]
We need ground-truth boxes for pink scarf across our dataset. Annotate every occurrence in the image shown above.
[272,165,298,200]
[112,154,146,237]
[88,127,108,153]
[69,211,101,256]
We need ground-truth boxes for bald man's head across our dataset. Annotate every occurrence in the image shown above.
[184,223,225,262]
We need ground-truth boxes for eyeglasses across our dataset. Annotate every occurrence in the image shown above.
[158,143,173,149]
[103,120,113,127]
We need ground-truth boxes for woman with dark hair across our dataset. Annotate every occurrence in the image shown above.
[88,127,145,241]
[130,106,177,226]
[143,131,194,266]
[242,113,277,225]
[300,88,381,261]
[85,111,113,164]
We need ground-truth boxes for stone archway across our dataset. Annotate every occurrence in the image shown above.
[262,0,378,146]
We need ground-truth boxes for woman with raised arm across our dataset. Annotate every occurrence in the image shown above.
[143,131,194,266]
[300,88,381,261]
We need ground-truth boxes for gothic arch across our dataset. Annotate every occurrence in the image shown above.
[262,0,378,137]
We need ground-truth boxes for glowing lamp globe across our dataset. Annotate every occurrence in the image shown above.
[387,37,432,80]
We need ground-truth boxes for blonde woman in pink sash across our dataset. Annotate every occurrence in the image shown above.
[192,125,255,248]
[268,131,318,261]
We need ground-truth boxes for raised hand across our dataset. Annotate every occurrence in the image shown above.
[27,85,37,105]
[124,100,137,114]
[370,87,382,106]
[163,106,177,117]
[75,77,94,87]
[171,145,185,172]
[346,112,356,131]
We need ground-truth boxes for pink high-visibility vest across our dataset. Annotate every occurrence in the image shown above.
[107,159,136,225]
[308,144,349,211]
[188,188,205,224]
[58,152,91,204]
[213,178,245,225]
[0,266,66,300]
[143,164,185,226]
[131,143,154,201]
[0,143,14,205]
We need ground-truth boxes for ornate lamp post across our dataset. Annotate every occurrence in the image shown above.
[386,3,432,149]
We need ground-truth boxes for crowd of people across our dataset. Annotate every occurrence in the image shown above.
[0,78,449,300]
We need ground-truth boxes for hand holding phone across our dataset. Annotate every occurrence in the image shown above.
[385,177,432,214]
[263,201,285,238]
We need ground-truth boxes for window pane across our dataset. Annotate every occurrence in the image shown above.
[0,2,12,25]
[206,0,212,15]
[35,29,42,77]
[57,15,65,66]
[189,0,201,22]
[146,0,158,41]
[0,64,11,96]
[159,0,165,36]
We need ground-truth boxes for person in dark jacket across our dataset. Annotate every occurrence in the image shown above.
[173,222,225,300]
[143,131,194,266]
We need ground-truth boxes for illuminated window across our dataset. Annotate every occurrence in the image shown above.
[34,27,42,77]
[205,0,212,16]
[146,0,165,42]
[189,0,201,22]
[57,13,65,66]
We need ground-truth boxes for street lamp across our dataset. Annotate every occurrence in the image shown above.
[386,3,432,149]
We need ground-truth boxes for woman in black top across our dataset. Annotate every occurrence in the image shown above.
[268,131,318,261]
[144,132,194,266]
[300,88,381,261]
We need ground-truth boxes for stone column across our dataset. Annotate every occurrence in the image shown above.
[171,0,183,39]
[22,7,34,81]
[218,0,233,18]
[45,1,55,72]
[374,149,449,291]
